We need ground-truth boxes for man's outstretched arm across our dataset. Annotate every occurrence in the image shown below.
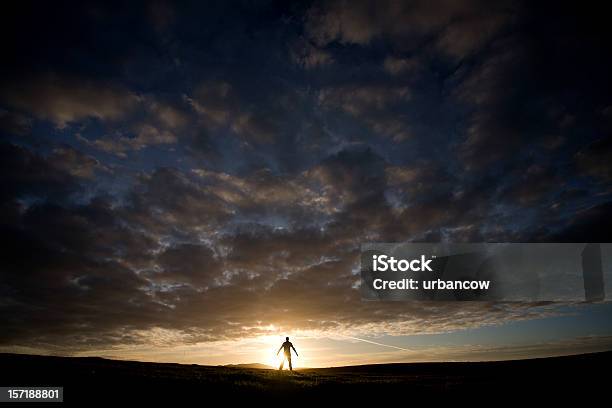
[292,345,298,356]
[277,345,283,356]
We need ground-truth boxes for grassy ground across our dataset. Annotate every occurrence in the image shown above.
[1,351,609,403]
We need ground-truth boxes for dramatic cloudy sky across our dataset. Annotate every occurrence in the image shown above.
[1,0,612,366]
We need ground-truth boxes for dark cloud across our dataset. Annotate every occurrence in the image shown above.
[305,0,514,57]
[575,137,612,183]
[185,81,234,128]
[48,146,105,179]
[87,124,178,158]
[318,85,412,142]
[1,1,611,355]
[546,202,612,242]
[153,243,220,287]
[290,38,334,69]
[383,56,421,76]
[0,139,610,350]
[0,109,31,136]
[0,143,82,207]
[501,163,561,206]
[0,75,139,128]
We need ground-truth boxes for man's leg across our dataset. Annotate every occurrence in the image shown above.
[288,355,292,371]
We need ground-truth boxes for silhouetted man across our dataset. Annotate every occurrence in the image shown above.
[277,337,298,371]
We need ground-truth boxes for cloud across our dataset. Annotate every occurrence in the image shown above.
[452,42,538,170]
[0,76,139,128]
[385,166,420,186]
[305,0,512,57]
[383,56,420,76]
[193,168,335,216]
[123,167,232,235]
[545,201,612,242]
[87,124,177,158]
[318,85,411,142]
[0,143,83,208]
[1,1,612,358]
[0,109,31,136]
[291,39,334,69]
[501,164,560,206]
[575,137,612,183]
[185,80,298,146]
[319,85,410,115]
[435,11,509,58]
[147,1,176,33]
[151,243,221,287]
[75,95,189,157]
[48,146,105,179]
[184,81,234,127]
[146,99,189,129]
[1,74,187,157]
[1,140,611,353]
[185,81,277,144]
[368,117,413,142]
[231,113,278,144]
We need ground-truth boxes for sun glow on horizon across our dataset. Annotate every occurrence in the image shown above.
[255,335,312,369]
[37,325,612,370]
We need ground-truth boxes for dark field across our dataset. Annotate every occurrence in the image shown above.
[1,351,609,403]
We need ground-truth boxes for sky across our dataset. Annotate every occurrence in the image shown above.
[1,0,612,368]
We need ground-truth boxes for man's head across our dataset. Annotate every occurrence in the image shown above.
[286,337,289,341]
